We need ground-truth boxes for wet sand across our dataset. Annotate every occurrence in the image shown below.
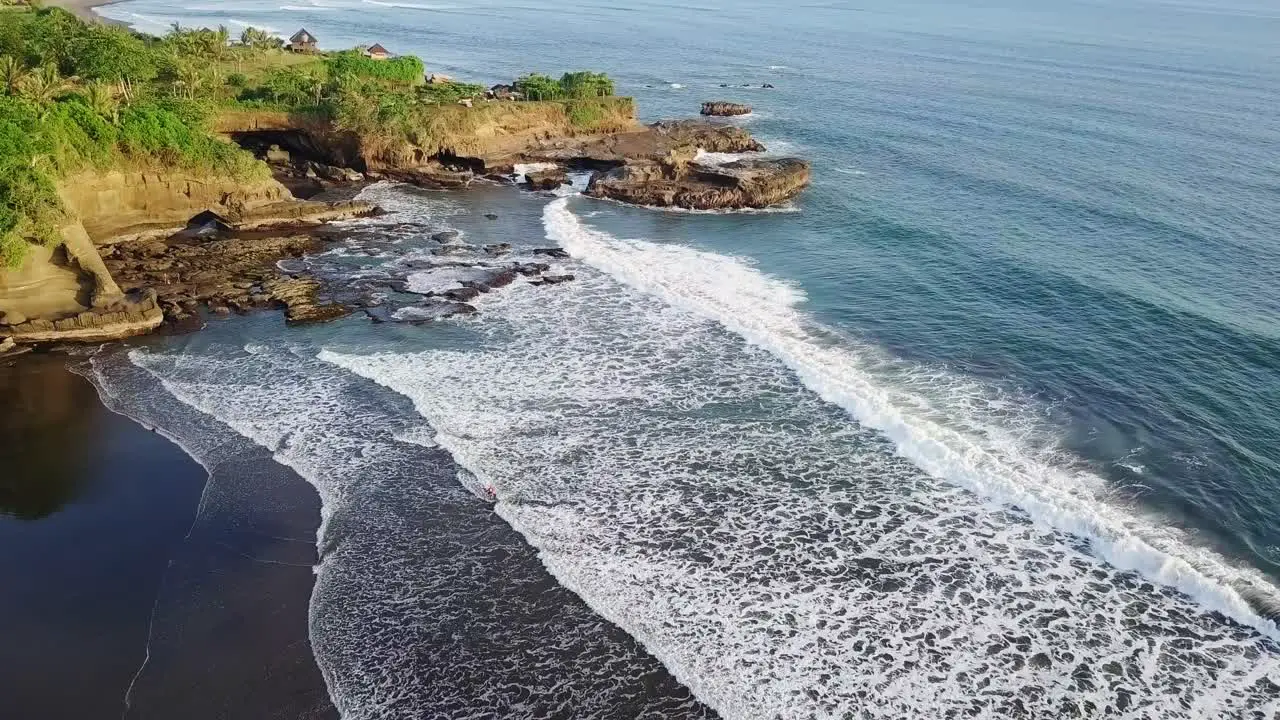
[0,352,335,719]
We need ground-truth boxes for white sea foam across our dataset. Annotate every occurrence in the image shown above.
[317,196,1280,718]
[119,340,706,718]
[361,0,458,9]
[694,149,751,166]
[542,197,1280,638]
[512,163,558,185]
[225,18,280,33]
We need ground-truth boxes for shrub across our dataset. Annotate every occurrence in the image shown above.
[566,99,605,128]
[324,51,422,85]
[515,71,616,101]
[416,81,484,105]
[514,73,562,101]
[69,26,156,84]
[559,71,613,99]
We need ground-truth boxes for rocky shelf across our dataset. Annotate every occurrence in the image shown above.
[701,101,752,117]
[587,158,811,210]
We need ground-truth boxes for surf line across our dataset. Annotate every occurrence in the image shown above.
[541,196,1280,641]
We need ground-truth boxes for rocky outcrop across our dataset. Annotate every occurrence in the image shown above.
[102,230,349,328]
[263,277,351,324]
[0,162,378,344]
[377,163,476,190]
[587,158,811,210]
[701,101,752,117]
[509,120,764,170]
[525,168,568,191]
[217,100,641,176]
[1,290,164,343]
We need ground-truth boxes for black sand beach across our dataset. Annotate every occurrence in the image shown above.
[0,352,335,719]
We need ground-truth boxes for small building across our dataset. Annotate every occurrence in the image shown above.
[287,28,318,53]
[364,43,392,60]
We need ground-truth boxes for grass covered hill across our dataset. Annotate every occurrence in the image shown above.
[0,7,629,267]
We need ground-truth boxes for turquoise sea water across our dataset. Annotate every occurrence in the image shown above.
[92,0,1280,717]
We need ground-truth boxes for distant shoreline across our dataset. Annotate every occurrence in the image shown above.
[46,0,123,23]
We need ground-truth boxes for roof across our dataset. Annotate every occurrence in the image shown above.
[366,43,390,55]
[290,28,315,43]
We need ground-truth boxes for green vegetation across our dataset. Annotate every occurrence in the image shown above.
[417,81,486,105]
[324,50,423,85]
[0,6,625,267]
[514,71,614,100]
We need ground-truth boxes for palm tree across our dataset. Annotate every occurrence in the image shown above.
[20,65,70,105]
[0,56,26,96]
[215,25,231,59]
[174,63,203,99]
[301,69,324,105]
[84,82,120,122]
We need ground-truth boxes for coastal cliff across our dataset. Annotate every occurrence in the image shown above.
[0,169,372,344]
[0,6,808,348]
[215,98,640,175]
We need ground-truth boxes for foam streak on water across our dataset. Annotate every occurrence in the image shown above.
[319,198,1280,718]
[118,341,709,719]
[543,197,1280,638]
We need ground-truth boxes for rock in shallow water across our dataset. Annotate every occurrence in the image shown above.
[701,101,752,116]
[525,168,569,191]
[393,300,477,323]
[532,248,571,259]
[586,157,810,210]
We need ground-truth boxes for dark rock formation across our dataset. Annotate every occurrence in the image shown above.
[437,287,482,302]
[532,248,570,259]
[701,101,752,117]
[531,274,575,286]
[526,168,568,191]
[432,246,471,257]
[383,163,475,189]
[102,231,349,329]
[587,158,811,210]
[396,300,477,323]
[264,277,351,324]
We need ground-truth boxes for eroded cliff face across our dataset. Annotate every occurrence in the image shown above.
[60,170,293,244]
[215,100,642,174]
[0,169,323,342]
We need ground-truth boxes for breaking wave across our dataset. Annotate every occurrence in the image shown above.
[316,196,1280,717]
[543,197,1280,637]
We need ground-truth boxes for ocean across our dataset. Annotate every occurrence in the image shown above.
[89,0,1280,717]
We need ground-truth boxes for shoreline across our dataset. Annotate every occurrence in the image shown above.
[45,0,122,23]
[0,349,337,719]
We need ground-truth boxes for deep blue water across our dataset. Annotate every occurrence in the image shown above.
[92,0,1280,717]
